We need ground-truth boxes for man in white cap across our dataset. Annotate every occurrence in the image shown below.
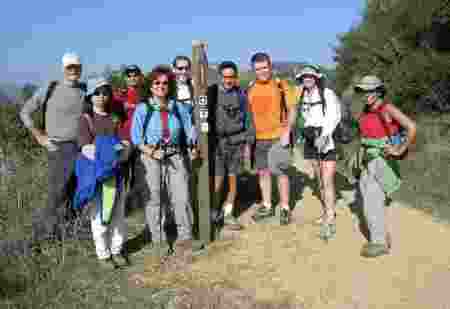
[20,52,87,241]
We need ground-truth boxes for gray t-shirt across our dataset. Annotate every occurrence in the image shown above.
[20,81,85,142]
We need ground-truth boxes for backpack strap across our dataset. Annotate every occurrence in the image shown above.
[141,100,154,145]
[41,81,59,131]
[82,113,95,141]
[172,101,184,141]
[275,78,288,123]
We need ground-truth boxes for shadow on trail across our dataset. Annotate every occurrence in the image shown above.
[234,165,309,217]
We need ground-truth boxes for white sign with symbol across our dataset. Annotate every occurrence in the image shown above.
[198,96,207,106]
[201,122,209,133]
[200,110,208,119]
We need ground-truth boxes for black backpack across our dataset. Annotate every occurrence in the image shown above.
[209,84,246,137]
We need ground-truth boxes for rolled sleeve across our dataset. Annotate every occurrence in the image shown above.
[19,86,46,129]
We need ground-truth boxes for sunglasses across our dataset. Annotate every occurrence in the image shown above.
[153,81,169,86]
[301,74,317,80]
[93,90,111,96]
[65,65,81,71]
[176,66,189,71]
[222,75,237,80]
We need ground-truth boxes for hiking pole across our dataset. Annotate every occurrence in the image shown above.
[157,142,171,260]
[162,141,175,257]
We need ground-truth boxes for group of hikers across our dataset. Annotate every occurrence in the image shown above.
[19,50,416,270]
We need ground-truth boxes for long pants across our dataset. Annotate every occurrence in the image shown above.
[137,152,193,243]
[38,142,78,241]
[89,184,127,259]
[357,157,387,244]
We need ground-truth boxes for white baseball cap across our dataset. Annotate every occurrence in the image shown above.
[62,52,81,69]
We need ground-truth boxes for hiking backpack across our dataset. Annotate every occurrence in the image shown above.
[140,99,188,146]
[209,84,247,138]
[296,84,354,145]
[40,80,87,131]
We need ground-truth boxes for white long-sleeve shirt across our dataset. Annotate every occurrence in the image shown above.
[300,87,341,153]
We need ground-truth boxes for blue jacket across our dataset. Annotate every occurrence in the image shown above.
[130,98,195,146]
[73,135,123,210]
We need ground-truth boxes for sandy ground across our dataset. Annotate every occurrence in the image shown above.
[132,150,450,309]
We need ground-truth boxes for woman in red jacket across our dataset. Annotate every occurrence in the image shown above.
[353,75,416,258]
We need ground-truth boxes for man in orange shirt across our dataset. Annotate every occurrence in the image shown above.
[247,52,298,225]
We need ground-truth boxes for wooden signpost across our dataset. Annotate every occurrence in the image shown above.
[192,40,213,246]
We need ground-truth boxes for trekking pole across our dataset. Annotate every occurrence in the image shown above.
[156,142,163,260]
[157,142,170,260]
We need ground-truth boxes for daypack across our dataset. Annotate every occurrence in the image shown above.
[209,84,247,138]
[40,80,87,131]
[296,85,354,145]
[141,100,188,147]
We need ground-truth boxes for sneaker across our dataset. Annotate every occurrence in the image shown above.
[329,222,336,236]
[224,214,243,230]
[360,242,389,258]
[112,253,130,267]
[98,257,118,270]
[280,208,290,225]
[252,204,274,221]
[319,223,335,241]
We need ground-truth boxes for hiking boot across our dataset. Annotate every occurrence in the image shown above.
[112,253,131,267]
[319,223,335,241]
[329,222,336,236]
[224,214,243,230]
[98,257,118,270]
[252,205,274,221]
[360,243,389,258]
[280,208,290,225]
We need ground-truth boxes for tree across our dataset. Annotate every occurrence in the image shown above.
[333,0,450,113]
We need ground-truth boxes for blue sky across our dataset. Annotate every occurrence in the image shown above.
[2,0,365,85]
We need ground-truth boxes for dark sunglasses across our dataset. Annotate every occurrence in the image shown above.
[300,74,317,80]
[93,90,111,96]
[176,66,189,71]
[153,81,169,86]
[93,86,112,96]
[126,71,140,78]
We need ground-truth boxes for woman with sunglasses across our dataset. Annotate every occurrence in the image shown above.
[76,78,131,269]
[295,65,341,240]
[352,75,416,258]
[131,65,197,258]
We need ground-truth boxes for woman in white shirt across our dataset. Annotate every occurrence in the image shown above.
[296,65,341,240]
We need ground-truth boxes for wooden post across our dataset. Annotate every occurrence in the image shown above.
[192,40,212,245]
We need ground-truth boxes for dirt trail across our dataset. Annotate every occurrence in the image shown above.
[136,152,450,308]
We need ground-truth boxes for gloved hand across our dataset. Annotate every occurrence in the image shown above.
[81,144,96,160]
[314,135,330,153]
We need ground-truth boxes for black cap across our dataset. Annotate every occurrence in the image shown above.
[124,65,142,75]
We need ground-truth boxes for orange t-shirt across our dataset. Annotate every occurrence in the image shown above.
[247,79,297,140]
